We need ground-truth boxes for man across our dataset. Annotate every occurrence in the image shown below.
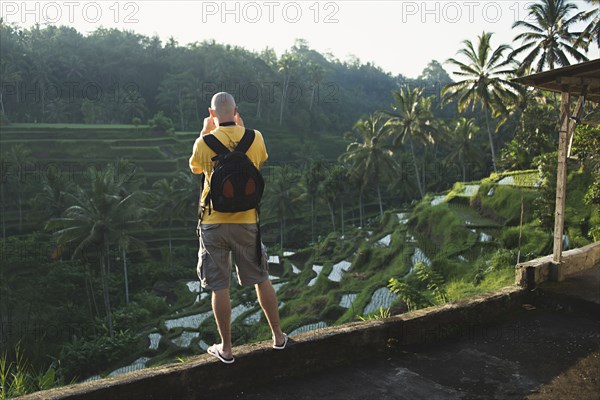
[189,92,287,364]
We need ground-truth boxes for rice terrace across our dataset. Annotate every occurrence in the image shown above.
[0,1,599,399]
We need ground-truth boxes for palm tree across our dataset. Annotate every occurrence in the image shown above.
[442,32,520,173]
[173,170,202,226]
[121,88,147,122]
[115,215,149,305]
[318,167,339,232]
[299,161,323,242]
[277,52,298,125]
[0,22,23,119]
[388,151,419,205]
[293,142,324,166]
[444,118,481,181]
[151,177,188,267]
[511,0,588,73]
[340,113,398,221]
[575,0,600,50]
[0,58,22,118]
[335,166,352,236]
[27,27,54,122]
[31,167,74,223]
[157,71,194,131]
[260,46,278,69]
[6,145,32,231]
[307,62,324,111]
[250,58,275,120]
[386,88,436,198]
[0,155,7,241]
[262,166,301,249]
[317,165,350,234]
[47,165,141,338]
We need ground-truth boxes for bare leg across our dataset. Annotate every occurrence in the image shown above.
[211,288,233,358]
[255,280,285,346]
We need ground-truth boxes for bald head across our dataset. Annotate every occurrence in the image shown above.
[210,92,236,122]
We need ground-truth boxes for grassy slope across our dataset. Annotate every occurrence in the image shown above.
[271,169,594,335]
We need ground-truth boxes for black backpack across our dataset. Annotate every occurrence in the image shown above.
[201,128,265,214]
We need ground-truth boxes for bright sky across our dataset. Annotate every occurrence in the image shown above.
[2,1,598,78]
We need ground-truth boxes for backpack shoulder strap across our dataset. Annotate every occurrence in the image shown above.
[235,128,256,153]
[203,134,230,155]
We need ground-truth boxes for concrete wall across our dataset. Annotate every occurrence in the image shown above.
[19,287,527,400]
[515,241,600,286]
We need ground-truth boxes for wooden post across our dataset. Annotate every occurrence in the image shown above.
[553,90,570,269]
[567,87,588,158]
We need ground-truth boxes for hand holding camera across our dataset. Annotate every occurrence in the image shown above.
[201,115,216,136]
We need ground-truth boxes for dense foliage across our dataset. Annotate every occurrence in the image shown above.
[0,24,403,134]
[0,0,598,395]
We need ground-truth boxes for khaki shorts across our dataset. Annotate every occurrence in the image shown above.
[197,223,269,291]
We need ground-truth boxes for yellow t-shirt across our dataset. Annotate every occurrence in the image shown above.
[189,125,268,224]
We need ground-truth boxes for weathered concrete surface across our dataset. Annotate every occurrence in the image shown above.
[212,307,600,400]
[18,287,527,400]
[211,291,600,399]
[528,350,600,400]
[515,241,600,286]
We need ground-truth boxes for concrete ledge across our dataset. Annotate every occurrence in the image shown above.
[19,286,527,400]
[515,241,600,286]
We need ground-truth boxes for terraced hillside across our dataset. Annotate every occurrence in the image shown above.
[0,123,349,249]
[3,124,596,384]
[82,169,596,381]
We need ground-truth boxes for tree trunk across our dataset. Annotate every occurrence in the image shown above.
[40,82,46,122]
[462,163,466,182]
[123,247,130,305]
[421,157,426,194]
[0,90,5,116]
[359,190,364,228]
[194,97,200,126]
[168,219,173,268]
[327,200,336,232]
[18,192,22,231]
[178,91,185,131]
[279,75,289,125]
[377,185,383,218]
[484,106,498,173]
[255,86,262,119]
[311,197,315,243]
[280,216,284,249]
[84,265,95,321]
[340,200,345,237]
[409,137,424,198]
[102,241,114,338]
[86,264,100,318]
[1,182,6,241]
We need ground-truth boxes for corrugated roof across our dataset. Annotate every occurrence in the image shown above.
[512,59,600,103]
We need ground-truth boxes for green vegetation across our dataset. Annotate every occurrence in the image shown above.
[1,0,598,396]
[1,161,595,387]
[443,31,521,173]
[511,0,589,73]
[1,345,70,400]
[358,307,392,321]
